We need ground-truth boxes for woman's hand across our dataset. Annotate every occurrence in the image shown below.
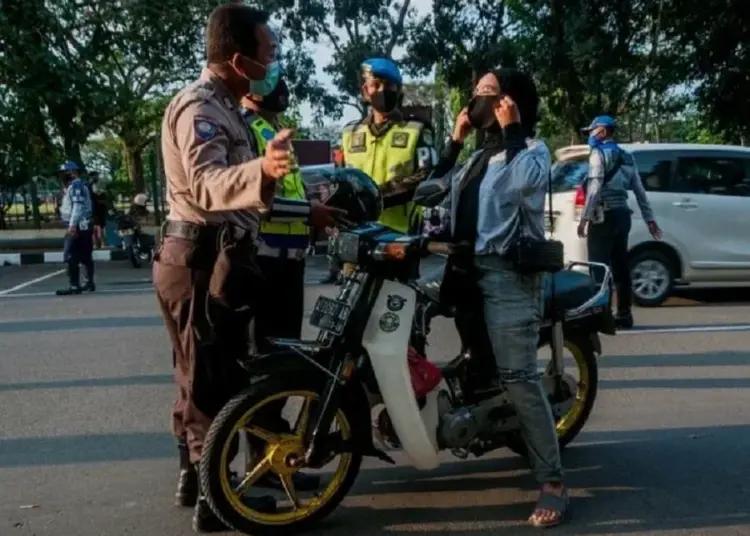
[494,95,521,128]
[452,108,473,142]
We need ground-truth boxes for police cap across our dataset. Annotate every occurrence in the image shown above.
[581,115,617,133]
[361,58,403,86]
[60,161,80,172]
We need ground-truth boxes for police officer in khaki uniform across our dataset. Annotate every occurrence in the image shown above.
[155,5,340,532]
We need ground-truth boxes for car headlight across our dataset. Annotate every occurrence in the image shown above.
[330,232,360,264]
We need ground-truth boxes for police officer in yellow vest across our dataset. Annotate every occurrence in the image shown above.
[341,58,438,234]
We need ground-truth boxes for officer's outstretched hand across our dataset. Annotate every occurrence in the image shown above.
[647,220,662,240]
[577,220,588,238]
[309,200,348,230]
[261,129,294,182]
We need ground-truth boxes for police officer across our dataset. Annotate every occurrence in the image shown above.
[56,161,96,296]
[577,115,662,329]
[154,5,340,532]
[239,79,321,491]
[340,58,438,234]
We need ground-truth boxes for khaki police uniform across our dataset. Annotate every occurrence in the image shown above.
[154,68,274,465]
[341,114,437,233]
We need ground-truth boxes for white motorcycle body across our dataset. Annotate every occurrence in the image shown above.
[360,279,443,470]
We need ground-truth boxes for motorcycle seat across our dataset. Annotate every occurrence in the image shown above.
[544,270,598,313]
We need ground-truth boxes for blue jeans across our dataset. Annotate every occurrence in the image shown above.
[475,255,563,483]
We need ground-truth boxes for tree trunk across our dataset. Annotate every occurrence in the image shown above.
[124,142,146,193]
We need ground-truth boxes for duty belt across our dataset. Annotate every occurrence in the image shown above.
[162,220,252,244]
[257,242,306,260]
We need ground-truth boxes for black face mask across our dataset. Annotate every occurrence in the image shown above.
[467,95,499,130]
[370,89,400,114]
[261,92,289,114]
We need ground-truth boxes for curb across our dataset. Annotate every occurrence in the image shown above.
[0,249,129,266]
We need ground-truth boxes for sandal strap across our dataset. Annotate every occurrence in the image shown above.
[534,488,569,515]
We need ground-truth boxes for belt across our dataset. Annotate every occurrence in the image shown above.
[257,242,306,260]
[162,220,252,244]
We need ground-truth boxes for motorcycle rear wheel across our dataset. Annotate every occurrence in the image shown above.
[200,376,363,535]
[505,334,599,457]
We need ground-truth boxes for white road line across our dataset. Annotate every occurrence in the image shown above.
[619,324,750,335]
[0,268,67,296]
[0,286,153,299]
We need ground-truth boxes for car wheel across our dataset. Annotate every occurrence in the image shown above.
[629,250,674,307]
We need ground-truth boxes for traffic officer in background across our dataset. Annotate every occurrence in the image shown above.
[56,161,96,296]
[154,4,340,532]
[341,57,438,234]
[577,115,662,329]
[239,78,322,492]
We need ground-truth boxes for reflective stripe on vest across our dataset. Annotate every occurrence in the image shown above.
[248,115,309,240]
[341,120,423,233]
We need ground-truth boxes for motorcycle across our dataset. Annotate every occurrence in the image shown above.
[198,222,614,535]
[115,212,153,268]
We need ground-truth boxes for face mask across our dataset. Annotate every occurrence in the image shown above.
[587,134,601,148]
[246,61,281,97]
[370,89,400,114]
[262,91,289,114]
[468,95,498,130]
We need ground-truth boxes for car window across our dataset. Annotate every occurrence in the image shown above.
[674,156,750,196]
[631,151,673,192]
[551,157,588,193]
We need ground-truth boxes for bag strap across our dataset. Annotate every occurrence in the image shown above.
[599,147,625,186]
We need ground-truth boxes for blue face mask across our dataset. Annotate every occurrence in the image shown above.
[248,61,281,97]
[587,134,601,148]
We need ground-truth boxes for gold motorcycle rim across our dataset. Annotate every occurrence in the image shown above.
[218,390,353,525]
[552,340,591,437]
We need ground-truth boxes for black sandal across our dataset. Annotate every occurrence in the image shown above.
[528,487,569,528]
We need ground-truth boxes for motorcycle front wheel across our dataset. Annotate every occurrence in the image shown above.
[505,334,599,457]
[200,376,363,535]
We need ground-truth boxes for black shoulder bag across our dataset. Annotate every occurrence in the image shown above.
[508,169,565,274]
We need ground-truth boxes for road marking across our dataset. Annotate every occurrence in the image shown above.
[620,324,750,335]
[0,268,67,296]
[0,285,153,298]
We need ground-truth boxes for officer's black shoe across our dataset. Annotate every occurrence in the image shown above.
[256,471,322,492]
[615,311,634,329]
[55,286,83,296]
[192,496,276,533]
[176,467,198,507]
[82,281,96,292]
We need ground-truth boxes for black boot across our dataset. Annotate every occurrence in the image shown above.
[56,285,82,296]
[615,310,634,329]
[192,465,277,534]
[82,280,96,292]
[176,444,198,507]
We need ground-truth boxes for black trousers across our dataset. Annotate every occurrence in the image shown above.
[254,256,306,347]
[587,209,632,313]
[63,227,94,286]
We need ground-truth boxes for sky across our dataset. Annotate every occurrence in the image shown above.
[296,0,433,128]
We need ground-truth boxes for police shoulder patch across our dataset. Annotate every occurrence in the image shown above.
[349,132,366,153]
[194,116,218,141]
[391,132,410,148]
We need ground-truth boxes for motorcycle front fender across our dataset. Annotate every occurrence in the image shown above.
[362,280,441,470]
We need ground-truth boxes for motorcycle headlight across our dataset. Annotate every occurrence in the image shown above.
[330,232,360,264]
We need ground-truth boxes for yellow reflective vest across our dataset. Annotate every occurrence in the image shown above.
[341,119,424,233]
[247,115,309,248]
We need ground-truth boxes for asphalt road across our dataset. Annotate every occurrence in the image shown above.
[2,259,750,536]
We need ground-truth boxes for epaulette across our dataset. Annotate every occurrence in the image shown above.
[341,118,363,133]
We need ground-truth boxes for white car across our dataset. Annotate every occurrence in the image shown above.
[548,143,750,307]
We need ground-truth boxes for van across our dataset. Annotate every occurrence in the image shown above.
[549,143,750,306]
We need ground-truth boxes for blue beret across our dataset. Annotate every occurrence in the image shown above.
[361,58,403,86]
[582,115,617,132]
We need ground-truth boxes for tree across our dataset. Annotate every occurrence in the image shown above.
[265,0,419,118]
[665,0,750,144]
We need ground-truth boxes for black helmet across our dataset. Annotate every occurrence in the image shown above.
[303,167,382,225]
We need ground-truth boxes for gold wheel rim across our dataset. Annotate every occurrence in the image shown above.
[552,340,590,437]
[218,390,353,525]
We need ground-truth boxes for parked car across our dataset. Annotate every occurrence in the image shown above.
[549,143,750,307]
[303,147,750,304]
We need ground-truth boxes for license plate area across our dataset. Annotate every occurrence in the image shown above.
[309,296,351,335]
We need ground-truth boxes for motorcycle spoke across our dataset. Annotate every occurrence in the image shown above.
[235,457,272,495]
[294,397,314,438]
[280,474,301,509]
[244,425,280,444]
